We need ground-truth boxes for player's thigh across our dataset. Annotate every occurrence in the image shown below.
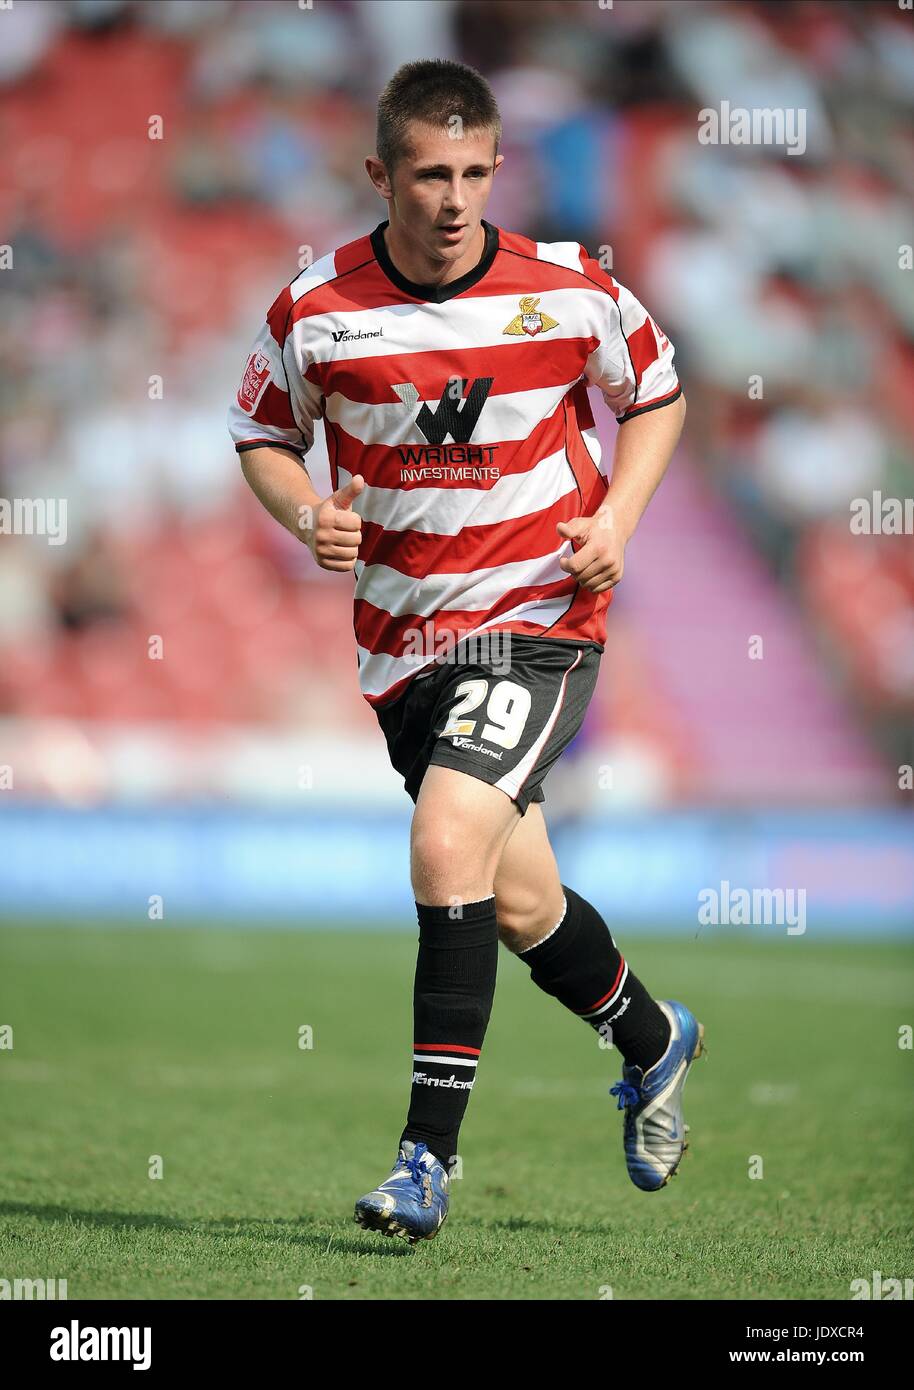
[410,763,521,904]
[494,802,565,950]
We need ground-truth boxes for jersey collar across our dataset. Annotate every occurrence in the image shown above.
[370,219,499,304]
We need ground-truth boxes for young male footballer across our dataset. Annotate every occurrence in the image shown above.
[229,59,703,1245]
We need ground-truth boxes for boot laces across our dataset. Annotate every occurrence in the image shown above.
[402,1142,434,1206]
[610,1080,641,1110]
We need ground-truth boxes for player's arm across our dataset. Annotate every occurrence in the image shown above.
[228,294,364,572]
[558,397,685,594]
[559,265,684,593]
[239,445,364,573]
[597,389,686,542]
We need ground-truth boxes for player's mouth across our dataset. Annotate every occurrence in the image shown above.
[437,223,467,242]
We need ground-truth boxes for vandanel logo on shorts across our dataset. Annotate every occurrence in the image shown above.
[450,736,503,762]
[502,295,559,337]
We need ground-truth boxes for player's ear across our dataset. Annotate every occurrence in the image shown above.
[493,153,505,176]
[365,155,393,199]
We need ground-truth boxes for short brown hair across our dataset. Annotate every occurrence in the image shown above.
[376,59,502,173]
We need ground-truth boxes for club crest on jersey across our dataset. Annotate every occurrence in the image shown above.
[237,351,271,414]
[502,295,559,338]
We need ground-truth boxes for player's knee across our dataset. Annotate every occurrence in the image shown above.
[410,818,497,902]
[494,893,526,946]
[497,917,530,952]
[495,892,553,953]
[411,822,457,879]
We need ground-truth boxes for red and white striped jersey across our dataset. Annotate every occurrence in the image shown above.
[228,219,680,708]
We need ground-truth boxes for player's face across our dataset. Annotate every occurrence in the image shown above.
[387,123,502,267]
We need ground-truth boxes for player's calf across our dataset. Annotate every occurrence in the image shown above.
[506,884,707,1188]
[514,884,672,1071]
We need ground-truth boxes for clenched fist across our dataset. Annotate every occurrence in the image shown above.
[301,475,365,572]
[557,508,625,593]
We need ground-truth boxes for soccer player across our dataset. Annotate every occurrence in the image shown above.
[229,59,704,1245]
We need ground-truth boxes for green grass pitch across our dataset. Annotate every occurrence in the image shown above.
[1,924,911,1300]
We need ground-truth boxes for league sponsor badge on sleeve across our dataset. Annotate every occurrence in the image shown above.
[237,351,271,414]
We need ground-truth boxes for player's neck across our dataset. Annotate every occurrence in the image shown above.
[383,220,486,288]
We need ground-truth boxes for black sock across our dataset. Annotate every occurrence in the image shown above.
[400,895,499,1168]
[517,884,670,1071]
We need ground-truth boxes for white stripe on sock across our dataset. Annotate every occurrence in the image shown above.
[412,1054,479,1068]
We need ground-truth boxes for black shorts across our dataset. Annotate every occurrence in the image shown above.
[375,635,602,816]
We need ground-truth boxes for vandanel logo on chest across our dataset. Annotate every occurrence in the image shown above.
[502,295,559,338]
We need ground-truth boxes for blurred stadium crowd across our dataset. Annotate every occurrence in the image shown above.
[0,0,912,808]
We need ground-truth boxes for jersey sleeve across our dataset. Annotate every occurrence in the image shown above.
[579,254,681,424]
[227,287,324,459]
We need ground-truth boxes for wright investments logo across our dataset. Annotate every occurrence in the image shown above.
[396,375,499,481]
[394,376,494,445]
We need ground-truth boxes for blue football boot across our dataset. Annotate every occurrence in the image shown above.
[354,1140,449,1244]
[610,1000,706,1191]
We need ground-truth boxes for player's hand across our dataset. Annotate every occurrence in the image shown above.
[304,475,365,572]
[556,509,625,593]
